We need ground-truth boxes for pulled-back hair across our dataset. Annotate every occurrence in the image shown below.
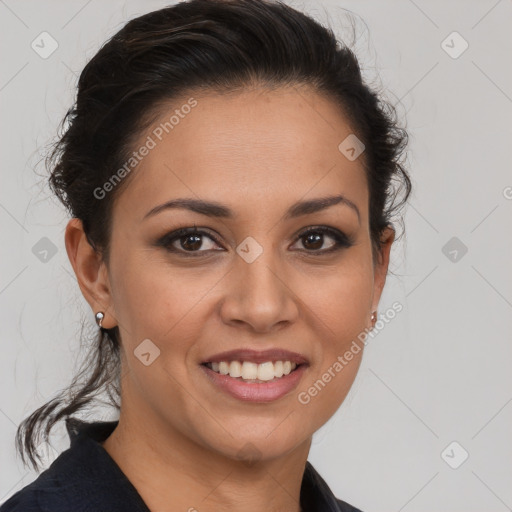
[17,0,411,470]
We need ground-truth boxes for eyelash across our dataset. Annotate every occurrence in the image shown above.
[157,225,354,257]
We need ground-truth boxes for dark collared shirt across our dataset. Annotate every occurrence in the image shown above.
[1,418,363,512]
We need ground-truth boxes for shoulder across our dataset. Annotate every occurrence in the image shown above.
[0,486,43,512]
[1,423,108,512]
[335,497,364,512]
[0,458,80,512]
[302,461,364,512]
[0,469,70,512]
[1,454,113,512]
[1,419,149,512]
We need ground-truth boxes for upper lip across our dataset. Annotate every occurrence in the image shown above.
[202,348,309,365]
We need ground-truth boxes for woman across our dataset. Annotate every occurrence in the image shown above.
[2,0,411,510]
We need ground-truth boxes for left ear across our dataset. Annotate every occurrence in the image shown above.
[370,224,395,314]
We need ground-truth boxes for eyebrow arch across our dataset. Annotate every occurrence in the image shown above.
[143,194,360,224]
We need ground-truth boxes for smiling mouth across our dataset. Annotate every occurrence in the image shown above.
[201,360,305,383]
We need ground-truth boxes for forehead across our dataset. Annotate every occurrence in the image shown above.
[114,86,368,223]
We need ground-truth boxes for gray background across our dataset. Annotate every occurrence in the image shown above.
[1,0,511,511]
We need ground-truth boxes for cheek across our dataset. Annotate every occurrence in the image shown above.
[110,257,207,398]
[111,252,215,340]
[299,261,374,337]
[296,335,363,434]
[296,257,372,409]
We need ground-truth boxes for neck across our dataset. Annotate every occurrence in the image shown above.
[102,406,311,512]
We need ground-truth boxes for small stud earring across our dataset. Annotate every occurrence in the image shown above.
[370,311,377,327]
[95,311,105,329]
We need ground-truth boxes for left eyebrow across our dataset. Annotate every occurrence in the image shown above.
[143,194,360,224]
[284,194,360,224]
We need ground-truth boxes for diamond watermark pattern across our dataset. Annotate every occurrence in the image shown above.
[31,31,59,59]
[32,237,58,263]
[236,442,263,467]
[441,31,469,59]
[236,236,263,263]
[441,441,469,469]
[442,236,468,263]
[338,134,365,161]
[134,338,161,366]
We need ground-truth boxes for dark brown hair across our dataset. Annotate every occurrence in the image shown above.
[17,0,411,470]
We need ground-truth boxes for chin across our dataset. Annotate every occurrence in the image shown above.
[204,422,308,463]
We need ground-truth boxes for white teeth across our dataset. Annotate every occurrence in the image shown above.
[207,360,299,381]
[229,360,242,378]
[257,362,275,381]
[241,362,258,380]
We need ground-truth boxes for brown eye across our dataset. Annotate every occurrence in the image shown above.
[302,231,327,250]
[179,233,204,251]
[292,227,354,253]
[158,227,223,255]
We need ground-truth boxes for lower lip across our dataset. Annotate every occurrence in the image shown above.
[200,364,307,402]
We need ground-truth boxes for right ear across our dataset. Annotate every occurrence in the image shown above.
[64,218,117,329]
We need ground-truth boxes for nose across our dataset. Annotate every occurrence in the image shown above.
[219,248,299,334]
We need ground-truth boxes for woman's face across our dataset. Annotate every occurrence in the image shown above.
[80,86,393,461]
